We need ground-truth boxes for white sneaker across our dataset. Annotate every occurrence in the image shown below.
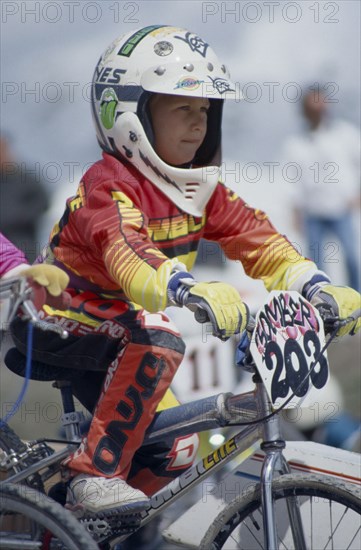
[66,474,149,516]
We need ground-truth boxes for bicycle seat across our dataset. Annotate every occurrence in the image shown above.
[5,347,69,381]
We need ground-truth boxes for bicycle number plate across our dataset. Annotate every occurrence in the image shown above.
[250,290,329,409]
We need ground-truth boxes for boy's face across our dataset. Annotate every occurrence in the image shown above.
[149,94,210,166]
[302,91,327,128]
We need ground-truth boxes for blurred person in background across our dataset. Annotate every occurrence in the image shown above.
[0,134,50,263]
[284,86,361,292]
[282,88,361,448]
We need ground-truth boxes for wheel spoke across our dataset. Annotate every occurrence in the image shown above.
[244,514,264,549]
[347,526,361,550]
[323,504,349,549]
[278,534,288,549]
[201,475,361,550]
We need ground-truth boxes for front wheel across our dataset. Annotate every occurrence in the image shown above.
[199,473,361,549]
[0,482,99,549]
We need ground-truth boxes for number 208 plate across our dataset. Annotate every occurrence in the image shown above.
[250,290,329,409]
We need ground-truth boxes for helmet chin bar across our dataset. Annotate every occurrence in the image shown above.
[114,112,220,217]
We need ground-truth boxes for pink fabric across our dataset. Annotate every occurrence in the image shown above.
[0,232,28,277]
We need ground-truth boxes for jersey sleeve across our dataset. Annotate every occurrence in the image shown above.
[0,232,28,278]
[100,190,182,312]
[204,184,320,293]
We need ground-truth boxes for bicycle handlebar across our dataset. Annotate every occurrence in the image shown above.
[194,307,257,332]
[193,302,361,338]
[0,277,68,339]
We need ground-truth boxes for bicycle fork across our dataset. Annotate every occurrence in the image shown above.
[258,382,307,550]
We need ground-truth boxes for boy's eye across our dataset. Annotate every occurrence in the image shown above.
[178,105,209,113]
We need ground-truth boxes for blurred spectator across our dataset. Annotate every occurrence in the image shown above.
[0,134,49,263]
[284,87,360,291]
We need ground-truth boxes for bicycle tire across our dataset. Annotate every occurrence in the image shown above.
[0,420,47,487]
[0,482,99,549]
[199,473,361,549]
[0,421,28,455]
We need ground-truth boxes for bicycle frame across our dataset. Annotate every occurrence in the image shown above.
[3,283,357,549]
[2,378,307,549]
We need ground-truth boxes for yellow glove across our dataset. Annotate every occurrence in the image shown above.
[184,281,249,341]
[310,284,361,336]
[20,264,69,296]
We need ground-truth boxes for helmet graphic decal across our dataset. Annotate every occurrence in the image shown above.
[174,77,205,91]
[100,88,118,129]
[208,77,236,94]
[154,41,173,56]
[117,24,167,57]
[174,32,209,57]
[139,150,182,192]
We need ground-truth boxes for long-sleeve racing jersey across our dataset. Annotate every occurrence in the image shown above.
[45,153,318,312]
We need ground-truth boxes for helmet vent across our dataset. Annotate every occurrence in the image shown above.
[154,66,166,76]
[184,182,200,199]
[207,63,214,71]
[184,63,194,72]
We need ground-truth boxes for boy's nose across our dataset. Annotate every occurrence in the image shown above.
[191,113,207,132]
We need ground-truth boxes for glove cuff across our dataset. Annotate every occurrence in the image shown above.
[2,263,30,280]
[302,273,331,301]
[167,271,195,306]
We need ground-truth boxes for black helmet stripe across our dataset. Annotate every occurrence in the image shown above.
[94,83,143,102]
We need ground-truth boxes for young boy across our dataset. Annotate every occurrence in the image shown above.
[8,25,361,517]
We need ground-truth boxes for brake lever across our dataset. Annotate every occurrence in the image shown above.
[21,299,68,339]
[319,305,361,333]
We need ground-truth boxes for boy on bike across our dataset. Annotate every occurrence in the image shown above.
[8,25,361,517]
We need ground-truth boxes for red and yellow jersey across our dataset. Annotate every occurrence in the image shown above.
[47,153,315,312]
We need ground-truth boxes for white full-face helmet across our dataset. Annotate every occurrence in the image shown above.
[91,25,240,216]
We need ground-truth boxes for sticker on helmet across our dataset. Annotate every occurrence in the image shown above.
[208,77,235,94]
[174,77,205,91]
[139,150,182,191]
[99,88,118,130]
[174,32,209,58]
[154,41,174,56]
[118,25,167,57]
